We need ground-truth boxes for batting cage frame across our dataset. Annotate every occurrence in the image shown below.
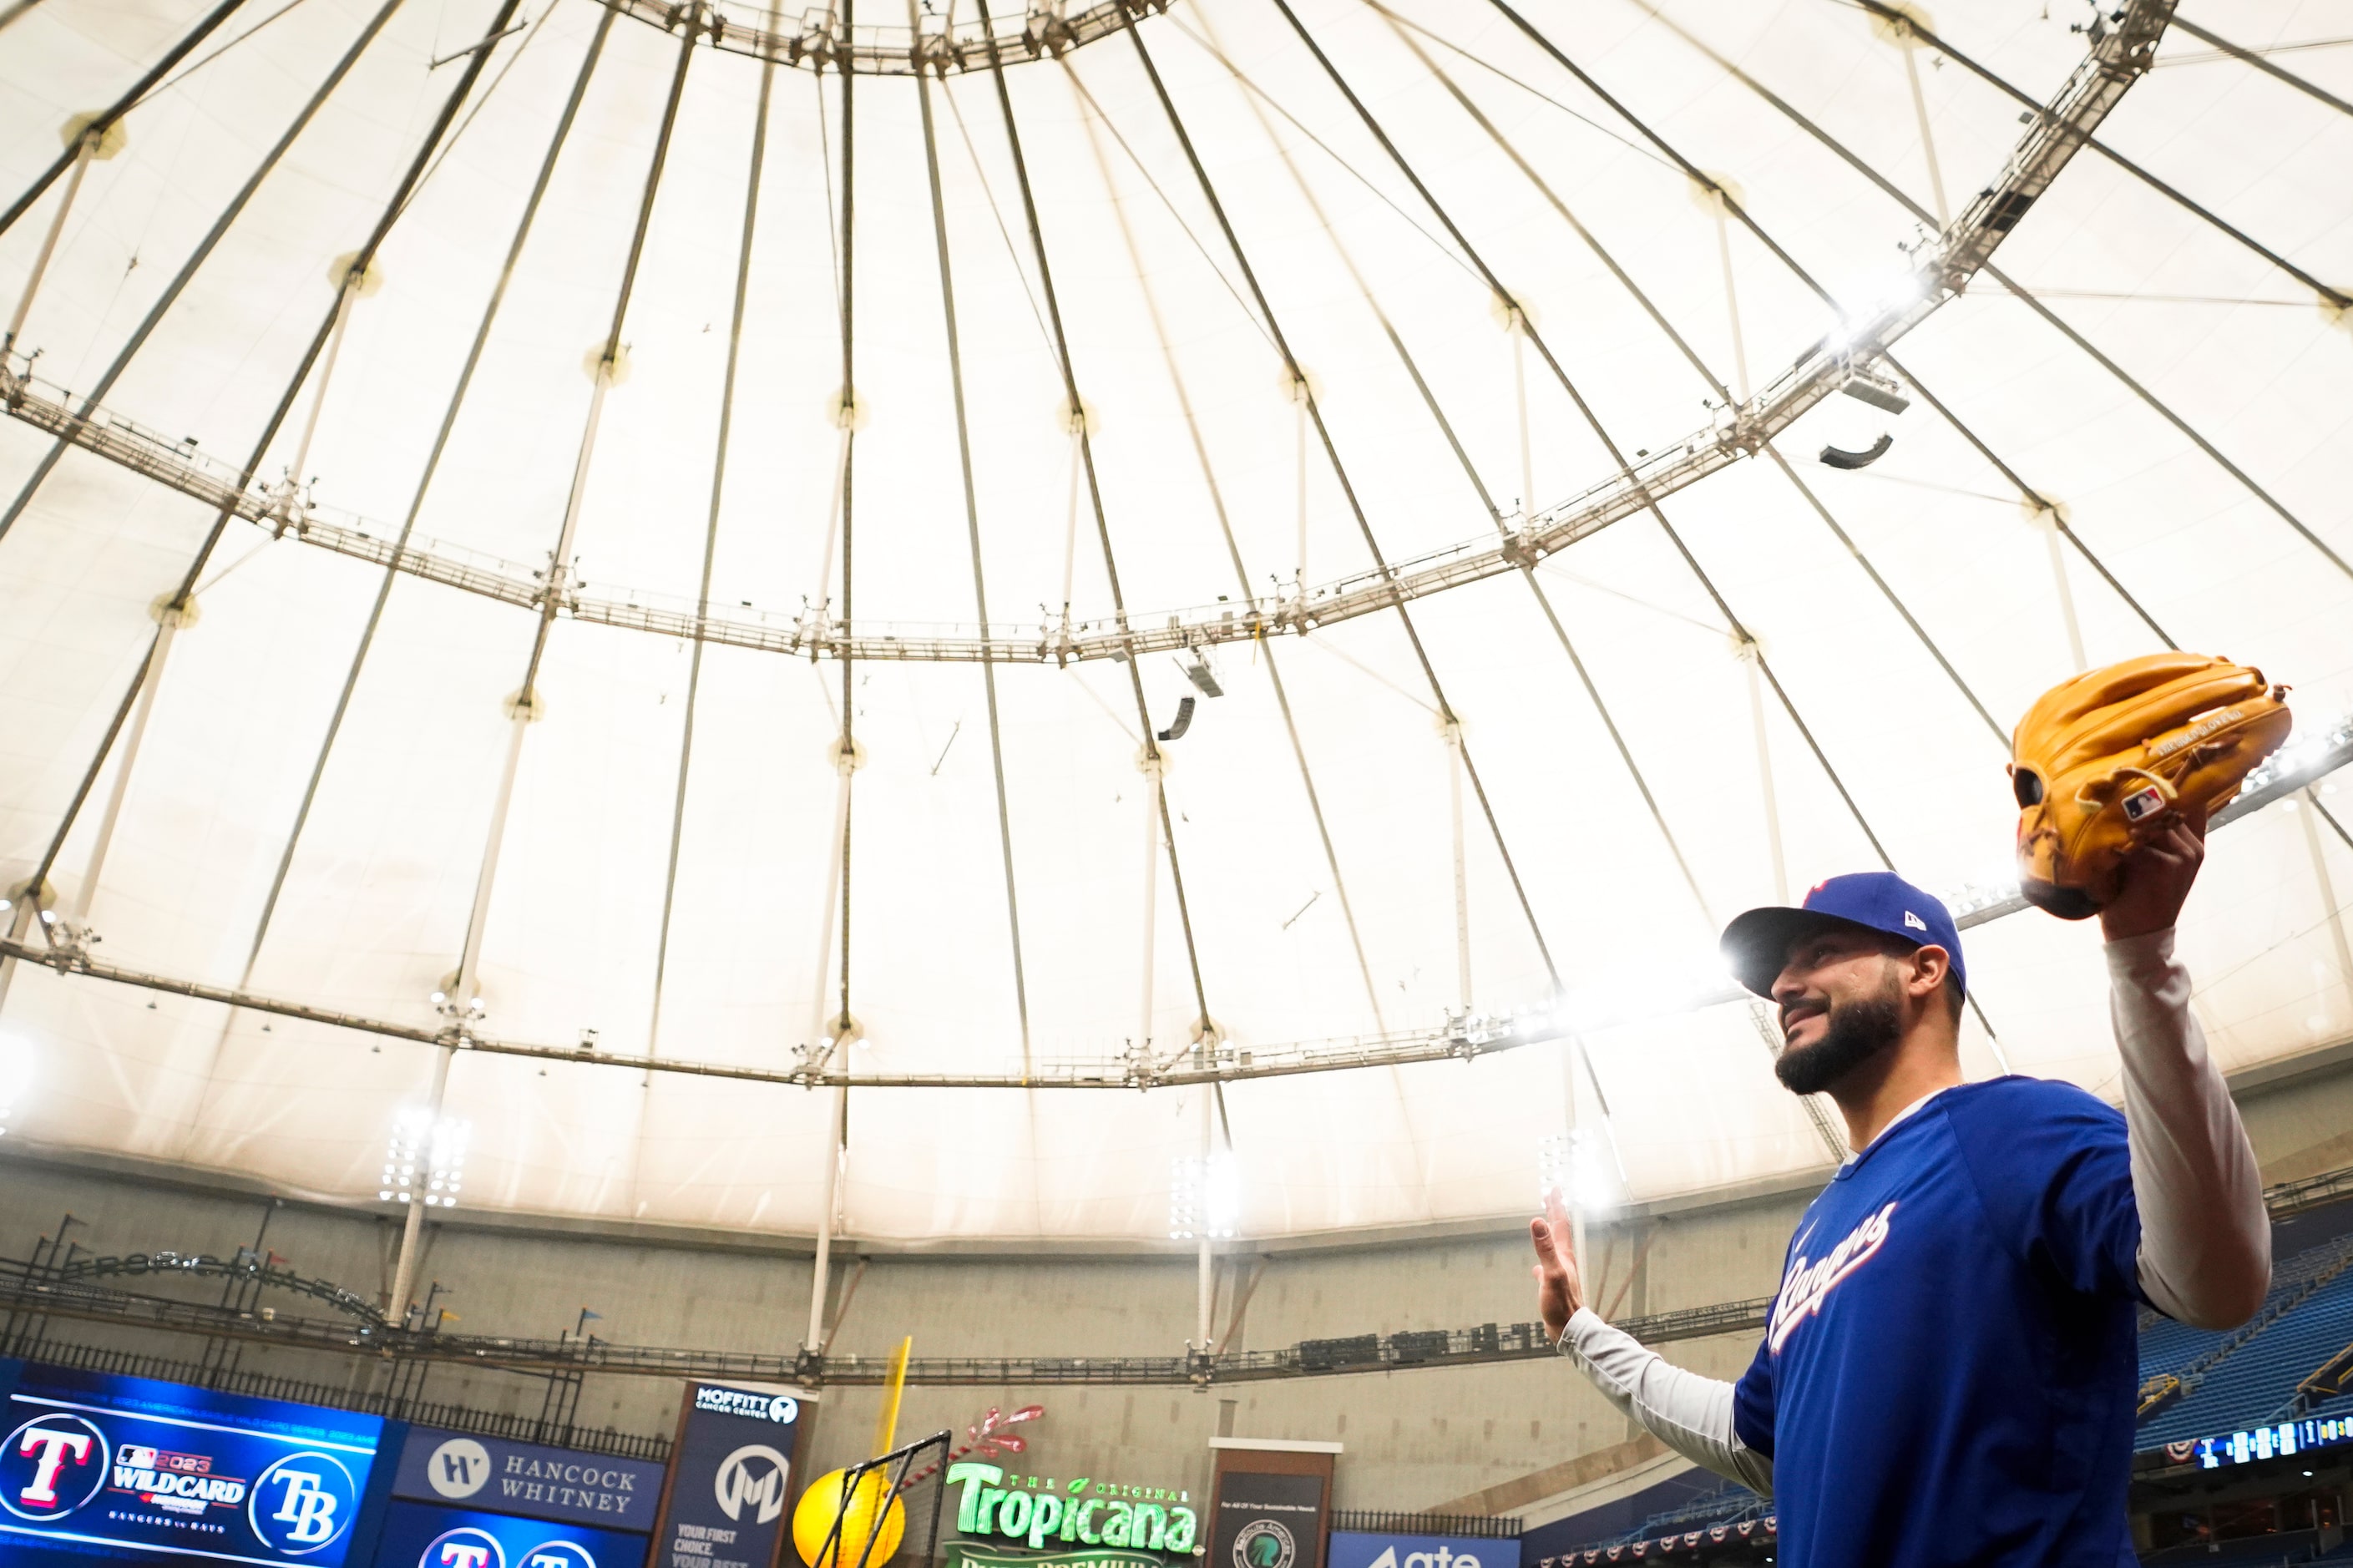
[803,1429,953,1568]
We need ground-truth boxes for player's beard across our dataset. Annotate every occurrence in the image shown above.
[1774,974,1903,1096]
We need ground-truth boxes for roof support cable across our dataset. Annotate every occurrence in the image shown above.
[405,18,689,1295]
[1499,1,2240,1071]
[2169,14,2353,120]
[1203,15,1703,999]
[1844,0,2343,315]
[646,8,782,1085]
[230,10,615,1031]
[1977,259,2353,581]
[1886,362,2176,650]
[0,0,400,549]
[1385,12,1984,762]
[3,130,94,358]
[1624,5,2186,651]
[912,3,1033,1077]
[972,0,1214,1037]
[1287,0,1906,884]
[1111,8,1563,994]
[1475,0,2067,1062]
[1329,16,1751,932]
[1634,3,2352,587]
[11,0,414,918]
[451,11,696,1029]
[1182,6,1490,1019]
[7,0,514,1148]
[1842,0,2350,313]
[520,17,696,701]
[2315,797,2353,858]
[832,0,858,1058]
[1329,0,2014,1090]
[0,0,248,239]
[811,23,857,1333]
[1069,58,1395,1036]
[1386,15,2006,755]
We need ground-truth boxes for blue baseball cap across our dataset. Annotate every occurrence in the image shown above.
[1719,872,1966,1000]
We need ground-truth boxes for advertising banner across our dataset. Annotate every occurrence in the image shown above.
[940,1463,1200,1568]
[1329,1535,1504,1568]
[1208,1474,1324,1568]
[645,1383,811,1568]
[0,1358,392,1568]
[394,1430,665,1534]
[372,1500,650,1568]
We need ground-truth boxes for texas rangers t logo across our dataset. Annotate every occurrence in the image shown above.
[1769,1201,1899,1353]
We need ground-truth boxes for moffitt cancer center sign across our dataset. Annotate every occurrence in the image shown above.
[944,1464,1202,1568]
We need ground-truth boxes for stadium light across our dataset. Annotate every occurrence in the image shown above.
[0,1029,31,1138]
[382,1108,470,1208]
[1170,1153,1240,1241]
[1536,1131,1571,1204]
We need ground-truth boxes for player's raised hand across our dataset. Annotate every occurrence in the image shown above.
[1531,1186,1586,1344]
[2100,801,2207,943]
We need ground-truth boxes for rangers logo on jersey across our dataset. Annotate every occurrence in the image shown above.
[1769,1201,1898,1353]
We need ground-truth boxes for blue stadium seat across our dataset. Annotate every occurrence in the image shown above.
[2138,1234,2353,1449]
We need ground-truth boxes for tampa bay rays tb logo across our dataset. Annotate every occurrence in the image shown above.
[249,1452,360,1555]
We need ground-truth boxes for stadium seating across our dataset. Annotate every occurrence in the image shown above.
[2139,1235,2353,1449]
[1602,1477,1767,1546]
[2139,1530,2320,1566]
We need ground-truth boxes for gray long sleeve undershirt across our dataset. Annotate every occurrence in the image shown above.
[1553,928,2272,1496]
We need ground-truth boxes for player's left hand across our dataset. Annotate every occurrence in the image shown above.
[2098,802,2206,943]
[1531,1188,1586,1344]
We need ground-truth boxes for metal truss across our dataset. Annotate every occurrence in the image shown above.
[0,1252,1766,1387]
[0,1,2163,668]
[590,0,1160,77]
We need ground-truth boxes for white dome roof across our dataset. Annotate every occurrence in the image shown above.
[1,0,2348,1243]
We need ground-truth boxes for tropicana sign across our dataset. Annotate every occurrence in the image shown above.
[949,1464,1202,1559]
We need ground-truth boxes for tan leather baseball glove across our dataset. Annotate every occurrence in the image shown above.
[2011,653,2290,919]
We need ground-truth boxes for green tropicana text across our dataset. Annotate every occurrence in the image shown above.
[949,1465,1202,1557]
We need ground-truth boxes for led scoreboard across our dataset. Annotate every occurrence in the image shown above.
[0,1359,393,1568]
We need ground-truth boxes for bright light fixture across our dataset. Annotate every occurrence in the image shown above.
[1170,1152,1240,1241]
[0,1030,30,1138]
[384,1108,470,1209]
[1536,1131,1571,1203]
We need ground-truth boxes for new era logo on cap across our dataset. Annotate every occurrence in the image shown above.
[1905,911,1926,932]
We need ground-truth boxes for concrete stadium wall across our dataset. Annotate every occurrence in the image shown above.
[3,1047,2348,1515]
[0,1150,1794,1513]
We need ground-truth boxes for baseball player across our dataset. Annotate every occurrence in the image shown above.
[1532,814,2270,1565]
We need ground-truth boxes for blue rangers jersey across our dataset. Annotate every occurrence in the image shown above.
[1731,1075,2145,1567]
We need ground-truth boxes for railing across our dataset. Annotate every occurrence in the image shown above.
[1330,1511,1522,1540]
[0,1251,1769,1391]
[591,0,1160,77]
[18,1335,671,1460]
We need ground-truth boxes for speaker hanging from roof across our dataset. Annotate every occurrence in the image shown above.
[1819,433,1895,470]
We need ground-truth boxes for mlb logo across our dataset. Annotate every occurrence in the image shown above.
[2123,784,2167,822]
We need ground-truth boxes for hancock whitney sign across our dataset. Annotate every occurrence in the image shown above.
[394,1429,666,1534]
